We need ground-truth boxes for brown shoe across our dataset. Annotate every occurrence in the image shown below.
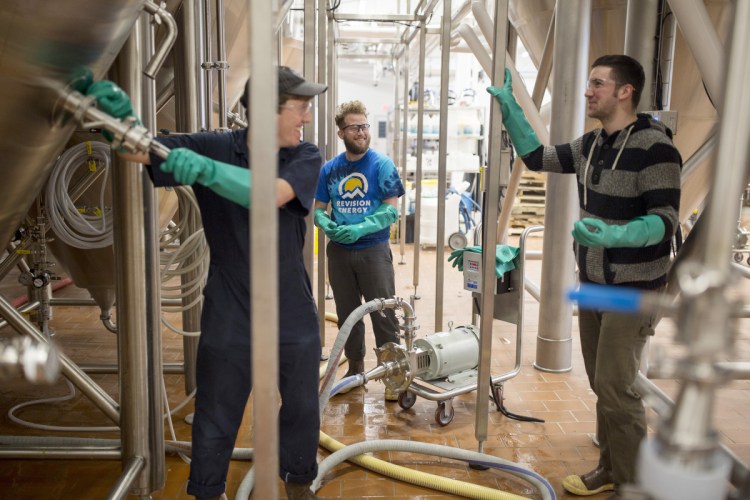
[562,467,614,496]
[284,481,318,499]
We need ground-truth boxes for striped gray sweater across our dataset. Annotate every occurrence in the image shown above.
[522,113,681,289]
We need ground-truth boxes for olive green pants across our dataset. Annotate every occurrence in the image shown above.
[578,308,653,488]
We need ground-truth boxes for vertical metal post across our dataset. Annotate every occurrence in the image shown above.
[399,45,410,264]
[433,0,451,331]
[175,0,203,395]
[659,4,678,110]
[113,19,165,495]
[533,0,590,374]
[625,0,659,111]
[249,0,279,497]
[328,16,337,160]
[412,18,427,301]
[316,0,329,347]
[302,0,316,281]
[215,0,229,130]
[392,58,401,164]
[202,0,213,130]
[475,0,507,450]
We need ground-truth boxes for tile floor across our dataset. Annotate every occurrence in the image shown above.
[0,238,748,499]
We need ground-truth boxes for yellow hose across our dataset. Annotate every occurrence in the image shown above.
[317,432,530,500]
[318,307,531,499]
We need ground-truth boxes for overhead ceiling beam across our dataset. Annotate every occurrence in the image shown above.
[336,37,402,44]
[337,53,393,59]
[333,13,420,22]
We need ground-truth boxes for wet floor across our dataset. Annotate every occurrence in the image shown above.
[0,238,748,498]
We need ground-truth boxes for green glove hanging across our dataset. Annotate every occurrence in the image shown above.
[447,246,481,271]
[447,245,520,276]
[572,215,665,248]
[161,148,251,208]
[314,208,339,239]
[486,68,541,156]
[331,204,398,245]
[86,80,142,142]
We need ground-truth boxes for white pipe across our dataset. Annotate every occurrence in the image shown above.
[457,23,550,144]
[471,0,495,52]
[667,0,725,109]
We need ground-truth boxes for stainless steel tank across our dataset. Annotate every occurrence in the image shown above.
[0,0,145,250]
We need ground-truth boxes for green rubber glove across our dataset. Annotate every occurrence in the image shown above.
[332,204,398,245]
[161,148,251,208]
[86,80,142,143]
[572,215,665,248]
[447,245,520,276]
[447,246,481,271]
[314,208,339,238]
[486,68,541,156]
[69,66,93,94]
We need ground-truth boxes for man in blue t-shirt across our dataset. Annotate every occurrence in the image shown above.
[313,100,405,401]
[84,67,326,500]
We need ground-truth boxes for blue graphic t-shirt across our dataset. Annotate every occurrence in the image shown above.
[315,148,405,249]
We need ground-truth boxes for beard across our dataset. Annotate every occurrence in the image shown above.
[343,134,370,155]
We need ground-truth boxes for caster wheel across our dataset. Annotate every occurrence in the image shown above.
[735,253,743,263]
[435,402,454,426]
[398,390,417,410]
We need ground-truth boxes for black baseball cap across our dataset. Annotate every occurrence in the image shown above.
[240,66,327,108]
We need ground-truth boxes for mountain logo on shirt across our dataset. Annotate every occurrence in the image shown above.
[338,173,369,199]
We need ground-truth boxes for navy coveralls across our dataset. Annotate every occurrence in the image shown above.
[148,130,322,498]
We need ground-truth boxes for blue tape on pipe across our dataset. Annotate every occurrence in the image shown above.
[567,284,642,312]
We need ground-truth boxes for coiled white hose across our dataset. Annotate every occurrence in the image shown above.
[158,186,209,337]
[45,141,113,249]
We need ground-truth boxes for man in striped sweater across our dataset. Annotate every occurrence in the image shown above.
[487,55,681,498]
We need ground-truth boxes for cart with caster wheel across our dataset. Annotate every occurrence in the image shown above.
[390,227,540,426]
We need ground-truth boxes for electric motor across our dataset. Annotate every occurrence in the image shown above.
[413,325,480,380]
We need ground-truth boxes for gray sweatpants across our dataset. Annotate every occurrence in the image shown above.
[326,241,400,361]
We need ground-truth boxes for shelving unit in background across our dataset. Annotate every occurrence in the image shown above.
[399,105,485,247]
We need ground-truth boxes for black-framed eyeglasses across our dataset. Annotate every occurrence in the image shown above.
[341,123,370,133]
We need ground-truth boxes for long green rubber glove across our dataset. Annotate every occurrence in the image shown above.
[314,208,339,238]
[331,204,398,245]
[447,245,520,276]
[572,215,665,248]
[86,80,142,142]
[486,68,541,156]
[447,246,479,271]
[69,66,93,94]
[162,148,251,208]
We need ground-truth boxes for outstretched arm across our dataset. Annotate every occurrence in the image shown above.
[486,69,542,157]
[161,148,252,208]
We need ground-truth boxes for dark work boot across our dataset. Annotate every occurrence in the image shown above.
[562,467,614,496]
[284,481,318,500]
[343,358,365,378]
